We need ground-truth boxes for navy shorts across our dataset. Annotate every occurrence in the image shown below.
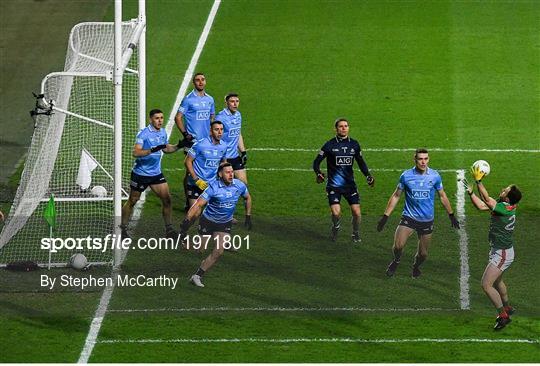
[130,172,166,192]
[399,216,434,236]
[326,186,360,206]
[198,215,232,235]
[186,184,205,200]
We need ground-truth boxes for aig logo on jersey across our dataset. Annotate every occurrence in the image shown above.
[205,159,220,168]
[228,128,241,137]
[336,156,353,166]
[412,189,430,199]
[196,110,210,120]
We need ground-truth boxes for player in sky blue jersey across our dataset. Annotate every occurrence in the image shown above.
[175,72,215,212]
[179,163,252,287]
[184,121,227,208]
[377,148,460,278]
[121,109,183,239]
[313,118,375,243]
[216,93,248,184]
[175,72,215,142]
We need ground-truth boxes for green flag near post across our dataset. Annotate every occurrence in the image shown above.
[43,194,56,230]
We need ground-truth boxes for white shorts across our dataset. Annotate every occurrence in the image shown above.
[488,247,514,272]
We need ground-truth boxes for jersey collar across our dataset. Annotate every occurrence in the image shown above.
[191,89,208,97]
[335,135,350,143]
[148,124,160,132]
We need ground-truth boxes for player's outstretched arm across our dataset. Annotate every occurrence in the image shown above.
[476,182,497,209]
[437,189,460,229]
[163,143,180,153]
[377,188,402,231]
[462,178,490,211]
[133,143,165,157]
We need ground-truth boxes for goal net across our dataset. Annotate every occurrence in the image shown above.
[0,20,144,267]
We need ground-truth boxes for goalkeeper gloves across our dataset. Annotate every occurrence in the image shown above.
[195,179,208,191]
[240,151,247,166]
[150,144,167,153]
[366,175,375,187]
[449,213,460,229]
[471,165,485,183]
[315,172,325,184]
[244,215,252,230]
[377,214,388,232]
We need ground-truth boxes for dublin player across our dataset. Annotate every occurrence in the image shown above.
[312,118,375,243]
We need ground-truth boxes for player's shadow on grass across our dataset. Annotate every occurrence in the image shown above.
[0,299,90,333]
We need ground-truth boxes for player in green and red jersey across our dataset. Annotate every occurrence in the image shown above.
[463,166,522,331]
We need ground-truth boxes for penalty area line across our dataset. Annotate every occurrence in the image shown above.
[108,307,460,313]
[77,1,222,363]
[97,337,540,344]
[456,169,470,310]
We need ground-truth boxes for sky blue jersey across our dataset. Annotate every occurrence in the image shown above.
[216,107,243,158]
[398,167,443,222]
[201,178,249,223]
[187,137,227,184]
[132,124,168,176]
[178,89,215,140]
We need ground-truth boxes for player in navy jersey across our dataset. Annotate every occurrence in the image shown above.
[377,148,460,278]
[174,72,215,211]
[179,163,252,287]
[121,109,183,239]
[215,93,248,184]
[313,118,375,243]
[184,120,227,208]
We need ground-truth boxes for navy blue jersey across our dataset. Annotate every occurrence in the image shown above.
[313,136,370,189]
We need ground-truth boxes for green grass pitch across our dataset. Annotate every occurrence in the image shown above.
[1,0,539,362]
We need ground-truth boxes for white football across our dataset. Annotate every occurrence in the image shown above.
[69,253,88,270]
[472,160,490,176]
[91,185,107,197]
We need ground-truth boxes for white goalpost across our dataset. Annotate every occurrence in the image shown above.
[0,0,146,268]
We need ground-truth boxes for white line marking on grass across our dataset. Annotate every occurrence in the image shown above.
[248,147,540,153]
[108,307,459,313]
[456,169,470,310]
[78,270,118,363]
[165,0,222,137]
[78,1,222,363]
[98,337,540,344]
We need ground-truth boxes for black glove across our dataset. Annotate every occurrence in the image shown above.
[240,151,247,166]
[177,139,185,148]
[244,215,252,230]
[377,214,388,232]
[366,175,375,187]
[315,172,325,184]
[150,144,167,153]
[181,130,194,142]
[449,213,460,229]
